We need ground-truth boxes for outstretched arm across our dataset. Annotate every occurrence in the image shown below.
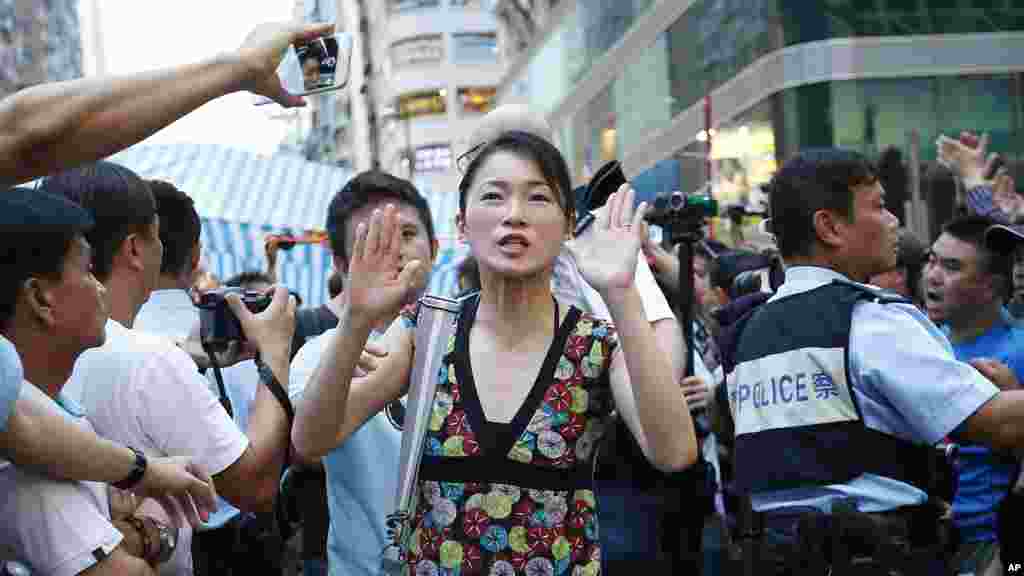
[0,383,217,526]
[0,20,334,187]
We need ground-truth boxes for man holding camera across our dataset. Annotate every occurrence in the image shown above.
[0,19,335,526]
[47,162,295,576]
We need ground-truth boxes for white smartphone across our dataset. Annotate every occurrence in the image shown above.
[254,32,353,105]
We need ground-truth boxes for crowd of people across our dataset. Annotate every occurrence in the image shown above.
[1,17,1024,576]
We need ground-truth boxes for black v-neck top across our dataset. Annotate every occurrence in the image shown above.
[400,293,621,574]
[453,294,577,458]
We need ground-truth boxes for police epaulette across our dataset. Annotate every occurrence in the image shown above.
[829,279,912,305]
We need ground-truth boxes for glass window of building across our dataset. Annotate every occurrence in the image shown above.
[391,35,445,68]
[398,89,448,118]
[414,144,453,172]
[452,32,498,64]
[449,0,483,8]
[389,0,440,13]
[458,87,497,114]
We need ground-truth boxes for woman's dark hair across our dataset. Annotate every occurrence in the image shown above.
[457,130,574,226]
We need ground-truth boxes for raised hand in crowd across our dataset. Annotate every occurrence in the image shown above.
[567,184,648,297]
[0,20,334,186]
[992,169,1021,222]
[346,205,428,329]
[936,131,1001,189]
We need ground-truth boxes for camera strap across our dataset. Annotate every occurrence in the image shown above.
[202,342,234,420]
[255,355,295,429]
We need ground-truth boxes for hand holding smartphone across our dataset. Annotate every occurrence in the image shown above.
[254,32,353,105]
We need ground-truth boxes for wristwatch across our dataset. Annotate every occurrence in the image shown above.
[154,521,176,564]
[112,446,147,491]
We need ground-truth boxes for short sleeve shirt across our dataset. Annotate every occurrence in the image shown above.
[0,335,22,433]
[751,267,999,512]
[289,328,404,575]
[64,318,249,574]
[0,392,123,576]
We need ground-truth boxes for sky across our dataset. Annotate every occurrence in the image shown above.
[81,0,301,155]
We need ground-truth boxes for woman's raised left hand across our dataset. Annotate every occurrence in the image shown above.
[566,183,647,296]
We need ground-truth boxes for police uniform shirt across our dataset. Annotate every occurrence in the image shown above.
[742,266,998,513]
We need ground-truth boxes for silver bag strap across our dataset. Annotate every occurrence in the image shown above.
[384,293,463,565]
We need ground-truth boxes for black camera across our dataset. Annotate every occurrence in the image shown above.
[196,287,275,351]
[645,191,719,234]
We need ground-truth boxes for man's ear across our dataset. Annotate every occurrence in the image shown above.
[189,243,202,276]
[714,286,730,307]
[812,209,846,250]
[118,233,145,272]
[22,277,56,328]
[332,253,349,276]
[456,213,467,244]
[430,238,440,265]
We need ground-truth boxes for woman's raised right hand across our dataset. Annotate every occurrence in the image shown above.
[346,204,427,326]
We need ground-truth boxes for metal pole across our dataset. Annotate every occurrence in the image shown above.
[908,129,924,240]
[705,95,713,190]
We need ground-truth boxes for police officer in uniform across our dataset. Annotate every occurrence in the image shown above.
[724,149,1024,574]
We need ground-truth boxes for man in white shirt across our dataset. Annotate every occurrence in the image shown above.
[47,162,296,576]
[0,188,155,575]
[0,18,332,515]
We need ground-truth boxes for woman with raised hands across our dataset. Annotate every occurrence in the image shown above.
[293,130,697,575]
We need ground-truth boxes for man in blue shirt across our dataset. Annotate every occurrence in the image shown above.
[924,215,1023,575]
[289,171,438,576]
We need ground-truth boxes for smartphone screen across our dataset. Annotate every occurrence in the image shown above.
[254,32,353,105]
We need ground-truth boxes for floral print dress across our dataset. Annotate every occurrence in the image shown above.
[399,293,619,576]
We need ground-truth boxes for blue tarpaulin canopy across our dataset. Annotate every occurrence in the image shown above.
[109,143,464,305]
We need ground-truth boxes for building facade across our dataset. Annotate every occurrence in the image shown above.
[496,0,1024,245]
[364,0,504,198]
[0,0,81,95]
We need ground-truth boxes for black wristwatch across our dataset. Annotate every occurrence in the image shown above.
[113,446,148,491]
[154,521,176,564]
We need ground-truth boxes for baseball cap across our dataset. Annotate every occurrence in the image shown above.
[711,250,773,290]
[0,187,94,238]
[985,223,1024,254]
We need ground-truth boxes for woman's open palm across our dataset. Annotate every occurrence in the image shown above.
[346,205,426,325]
[567,184,646,294]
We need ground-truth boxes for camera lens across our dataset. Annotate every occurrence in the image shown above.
[669,192,685,210]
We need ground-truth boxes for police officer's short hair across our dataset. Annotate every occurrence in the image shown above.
[767,149,878,259]
[941,214,1011,279]
[40,161,157,282]
[0,188,94,327]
